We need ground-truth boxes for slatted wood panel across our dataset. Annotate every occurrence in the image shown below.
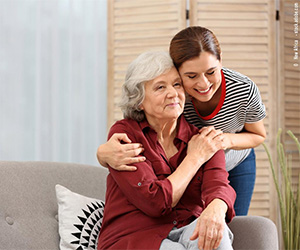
[107,0,186,127]
[280,0,300,196]
[189,0,277,220]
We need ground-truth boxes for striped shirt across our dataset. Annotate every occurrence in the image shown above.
[183,67,266,171]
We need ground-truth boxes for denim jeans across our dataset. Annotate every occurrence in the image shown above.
[228,148,256,216]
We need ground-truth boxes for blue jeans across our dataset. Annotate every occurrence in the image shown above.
[228,149,256,216]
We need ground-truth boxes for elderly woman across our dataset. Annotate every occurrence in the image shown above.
[97,51,236,250]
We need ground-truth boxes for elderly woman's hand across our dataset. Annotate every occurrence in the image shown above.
[96,133,146,171]
[187,126,224,165]
[190,199,228,250]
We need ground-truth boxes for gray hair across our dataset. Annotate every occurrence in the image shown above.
[119,51,174,122]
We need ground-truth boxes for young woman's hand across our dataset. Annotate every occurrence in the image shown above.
[96,133,146,171]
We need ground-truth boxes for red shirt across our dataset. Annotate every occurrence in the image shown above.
[98,115,236,250]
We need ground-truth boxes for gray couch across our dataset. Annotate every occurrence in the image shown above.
[0,161,278,250]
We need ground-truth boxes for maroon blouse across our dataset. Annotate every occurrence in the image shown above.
[98,115,236,250]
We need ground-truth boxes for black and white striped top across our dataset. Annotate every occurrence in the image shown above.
[183,67,266,171]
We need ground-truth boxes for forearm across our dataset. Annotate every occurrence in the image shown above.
[224,131,266,150]
[167,156,205,207]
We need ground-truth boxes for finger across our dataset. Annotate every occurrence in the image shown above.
[198,126,215,133]
[199,126,215,136]
[113,133,132,143]
[213,229,223,249]
[212,222,224,249]
[209,229,218,250]
[122,144,144,157]
[113,165,137,171]
[123,156,146,165]
[196,225,207,250]
[203,228,214,250]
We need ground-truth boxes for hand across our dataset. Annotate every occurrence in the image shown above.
[96,133,146,171]
[187,127,224,165]
[190,199,227,250]
[199,126,229,150]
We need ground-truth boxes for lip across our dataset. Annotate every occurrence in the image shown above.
[166,102,180,107]
[195,84,213,95]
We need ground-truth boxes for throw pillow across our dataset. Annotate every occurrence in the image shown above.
[55,184,105,250]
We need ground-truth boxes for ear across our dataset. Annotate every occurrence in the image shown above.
[139,104,144,111]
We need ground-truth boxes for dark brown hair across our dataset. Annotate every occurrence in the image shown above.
[169,26,221,69]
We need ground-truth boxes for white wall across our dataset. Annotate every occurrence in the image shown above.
[0,0,107,166]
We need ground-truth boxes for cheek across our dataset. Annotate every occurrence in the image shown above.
[182,79,194,89]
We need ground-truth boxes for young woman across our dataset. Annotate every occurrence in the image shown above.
[97,26,266,216]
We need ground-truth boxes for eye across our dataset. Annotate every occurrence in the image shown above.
[206,70,215,76]
[155,85,165,91]
[188,75,196,79]
[174,82,182,87]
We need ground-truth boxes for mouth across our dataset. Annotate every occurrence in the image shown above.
[166,102,180,107]
[195,83,213,95]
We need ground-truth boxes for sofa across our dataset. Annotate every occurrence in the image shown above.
[0,161,279,250]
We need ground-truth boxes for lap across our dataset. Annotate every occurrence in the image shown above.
[159,219,233,250]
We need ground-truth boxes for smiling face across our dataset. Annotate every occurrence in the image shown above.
[178,52,222,103]
[140,67,185,124]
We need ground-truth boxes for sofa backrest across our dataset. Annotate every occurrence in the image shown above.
[0,161,107,250]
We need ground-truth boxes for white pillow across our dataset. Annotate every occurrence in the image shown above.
[55,184,105,250]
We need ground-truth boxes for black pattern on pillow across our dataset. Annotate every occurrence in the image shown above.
[71,200,104,250]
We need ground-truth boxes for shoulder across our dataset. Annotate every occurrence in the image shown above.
[222,67,258,95]
[108,119,140,138]
[223,67,254,86]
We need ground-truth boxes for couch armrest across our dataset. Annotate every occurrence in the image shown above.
[228,216,278,250]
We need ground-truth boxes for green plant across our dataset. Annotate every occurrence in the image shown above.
[263,129,300,250]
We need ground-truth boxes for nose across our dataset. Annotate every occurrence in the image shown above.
[167,86,178,98]
[197,75,210,89]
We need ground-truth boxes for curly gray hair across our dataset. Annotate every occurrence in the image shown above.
[119,51,174,122]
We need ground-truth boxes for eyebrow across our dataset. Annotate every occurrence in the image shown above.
[183,66,218,75]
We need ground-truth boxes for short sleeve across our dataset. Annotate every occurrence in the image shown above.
[245,81,266,123]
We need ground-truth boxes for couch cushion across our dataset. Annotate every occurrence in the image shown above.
[0,161,107,250]
[56,184,104,250]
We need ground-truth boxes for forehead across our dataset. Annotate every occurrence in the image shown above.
[151,67,180,84]
[179,52,220,72]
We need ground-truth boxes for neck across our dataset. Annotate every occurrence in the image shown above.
[146,116,179,160]
[147,117,178,142]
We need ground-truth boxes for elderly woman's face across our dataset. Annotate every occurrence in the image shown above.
[140,67,185,122]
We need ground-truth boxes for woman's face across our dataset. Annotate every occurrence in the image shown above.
[140,67,185,123]
[178,52,222,103]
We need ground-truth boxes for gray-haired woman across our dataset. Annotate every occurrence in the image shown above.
[98,51,236,250]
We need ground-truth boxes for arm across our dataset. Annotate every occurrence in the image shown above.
[221,119,266,150]
[96,133,146,171]
[107,121,224,216]
[168,127,224,207]
[190,150,236,250]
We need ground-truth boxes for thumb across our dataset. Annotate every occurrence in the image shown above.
[189,227,198,241]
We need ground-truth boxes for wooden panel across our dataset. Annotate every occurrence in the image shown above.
[107,0,186,128]
[280,0,300,199]
[190,0,277,221]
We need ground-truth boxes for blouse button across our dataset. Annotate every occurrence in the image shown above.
[173,220,177,225]
[137,182,142,186]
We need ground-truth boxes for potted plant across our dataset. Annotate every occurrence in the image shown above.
[263,129,300,250]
